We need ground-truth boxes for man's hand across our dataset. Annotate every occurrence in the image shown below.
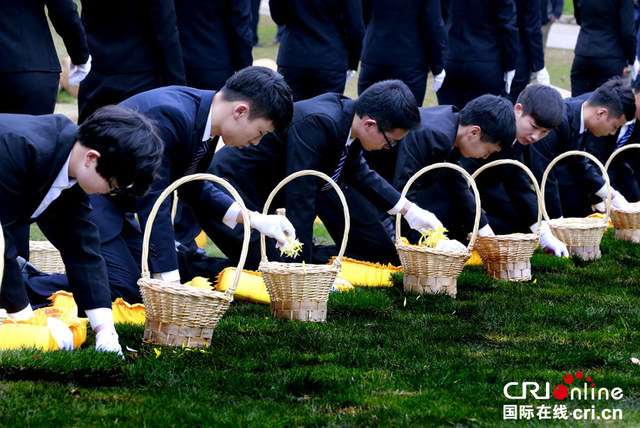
[249,211,296,247]
[403,203,443,233]
[432,69,446,92]
[504,69,516,94]
[69,55,92,85]
[535,67,551,86]
[533,221,568,257]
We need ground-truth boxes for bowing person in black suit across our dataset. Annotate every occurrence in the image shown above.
[526,78,636,219]
[269,0,364,101]
[357,0,446,106]
[577,79,640,208]
[0,0,90,115]
[570,0,636,97]
[363,95,516,252]
[174,0,253,91]
[437,0,518,108]
[207,80,444,266]
[89,67,295,302]
[0,106,163,353]
[459,85,569,256]
[77,0,186,123]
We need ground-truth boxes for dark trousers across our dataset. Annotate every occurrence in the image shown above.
[185,67,234,91]
[571,55,627,97]
[358,63,428,106]
[609,161,640,202]
[0,71,59,115]
[251,0,260,45]
[437,60,503,109]
[78,70,160,123]
[316,185,400,265]
[278,66,345,102]
[507,52,532,104]
[476,184,535,234]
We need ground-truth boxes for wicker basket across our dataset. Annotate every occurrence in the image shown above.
[138,173,251,347]
[541,150,611,260]
[259,170,349,322]
[395,163,480,298]
[605,143,640,243]
[29,240,65,274]
[471,160,542,281]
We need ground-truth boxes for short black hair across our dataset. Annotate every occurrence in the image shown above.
[220,66,294,134]
[517,84,564,129]
[587,77,636,121]
[460,94,516,147]
[77,105,163,197]
[355,80,420,132]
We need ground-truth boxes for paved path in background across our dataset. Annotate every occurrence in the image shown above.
[547,22,579,50]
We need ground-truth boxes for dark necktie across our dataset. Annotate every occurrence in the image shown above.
[184,136,219,175]
[615,121,635,150]
[322,143,349,191]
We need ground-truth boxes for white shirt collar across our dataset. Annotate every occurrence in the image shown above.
[345,130,354,147]
[202,103,214,142]
[579,103,586,134]
[31,153,77,218]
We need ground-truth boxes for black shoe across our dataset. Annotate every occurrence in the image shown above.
[16,256,42,277]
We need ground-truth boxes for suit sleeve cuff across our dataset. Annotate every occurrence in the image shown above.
[387,197,408,215]
[222,202,241,229]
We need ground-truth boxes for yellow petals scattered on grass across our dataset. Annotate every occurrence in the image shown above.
[280,236,303,258]
[215,267,270,304]
[329,256,401,287]
[183,276,213,290]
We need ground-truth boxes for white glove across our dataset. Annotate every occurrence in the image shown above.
[611,189,630,210]
[435,239,466,252]
[47,317,74,351]
[432,69,446,92]
[592,200,606,213]
[69,55,92,86]
[533,221,568,257]
[504,69,516,94]
[95,328,123,356]
[477,224,495,237]
[634,57,640,80]
[535,66,551,86]
[403,203,443,234]
[248,211,296,247]
[345,69,357,85]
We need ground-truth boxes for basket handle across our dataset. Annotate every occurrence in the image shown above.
[540,150,611,223]
[395,162,482,251]
[260,169,350,266]
[140,173,251,298]
[604,143,640,171]
[471,159,543,237]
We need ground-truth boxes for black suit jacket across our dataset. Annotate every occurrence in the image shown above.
[360,0,444,73]
[0,0,88,72]
[526,95,606,218]
[91,87,235,275]
[270,0,364,70]
[174,0,253,72]
[81,0,185,83]
[367,106,489,231]
[0,113,109,311]
[461,140,539,229]
[573,0,635,63]
[442,0,518,71]
[516,0,545,73]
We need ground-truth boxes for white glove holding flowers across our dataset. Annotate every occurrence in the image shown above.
[248,211,296,248]
[403,203,443,234]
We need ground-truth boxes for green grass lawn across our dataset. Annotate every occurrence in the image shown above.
[3,230,640,426]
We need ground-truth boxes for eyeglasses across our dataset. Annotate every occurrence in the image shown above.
[379,127,398,149]
[108,178,126,196]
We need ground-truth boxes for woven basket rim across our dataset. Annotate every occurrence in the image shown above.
[548,217,608,230]
[396,243,471,259]
[259,260,341,274]
[476,233,537,243]
[138,278,233,302]
[611,203,640,215]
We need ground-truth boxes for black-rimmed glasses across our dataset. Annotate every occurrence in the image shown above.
[108,178,126,196]
[380,127,398,148]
